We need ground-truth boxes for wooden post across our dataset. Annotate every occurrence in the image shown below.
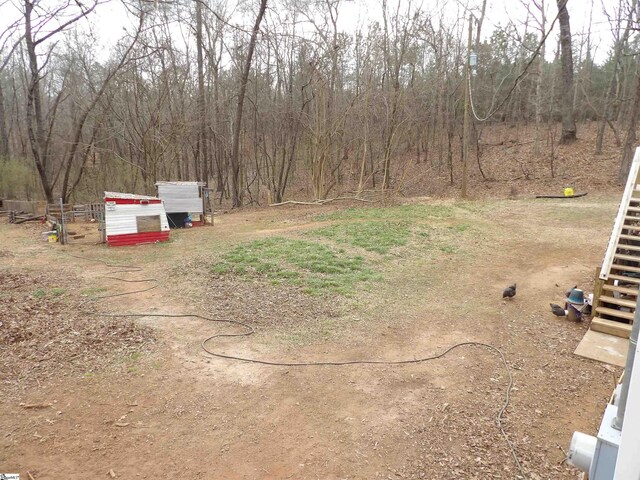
[462,14,473,199]
[592,266,605,313]
[201,185,208,226]
[202,186,213,226]
[99,203,106,244]
[59,198,66,245]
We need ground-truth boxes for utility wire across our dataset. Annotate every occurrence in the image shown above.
[468,6,562,122]
[67,253,528,479]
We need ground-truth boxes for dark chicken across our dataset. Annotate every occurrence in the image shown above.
[502,284,516,299]
[550,303,566,316]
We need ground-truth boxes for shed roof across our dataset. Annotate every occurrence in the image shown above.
[155,181,205,187]
[104,191,160,201]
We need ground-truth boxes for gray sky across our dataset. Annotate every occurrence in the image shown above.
[2,0,617,65]
[334,0,614,64]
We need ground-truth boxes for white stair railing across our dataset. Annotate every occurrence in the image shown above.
[600,146,640,280]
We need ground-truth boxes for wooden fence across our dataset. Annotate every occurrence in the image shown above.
[45,203,105,245]
[45,203,104,223]
[2,199,106,245]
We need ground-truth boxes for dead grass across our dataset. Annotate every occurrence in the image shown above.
[0,270,155,389]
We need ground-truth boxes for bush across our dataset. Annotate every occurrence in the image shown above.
[0,158,39,200]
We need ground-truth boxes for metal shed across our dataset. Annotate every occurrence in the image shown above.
[155,181,206,227]
[104,192,170,246]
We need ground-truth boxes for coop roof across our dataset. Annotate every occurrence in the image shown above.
[104,191,160,201]
[155,181,205,187]
[155,182,203,214]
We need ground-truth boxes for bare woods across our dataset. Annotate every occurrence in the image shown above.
[0,0,639,205]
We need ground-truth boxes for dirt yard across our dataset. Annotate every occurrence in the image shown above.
[0,195,622,479]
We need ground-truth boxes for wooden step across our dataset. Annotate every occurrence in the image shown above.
[622,224,640,232]
[598,295,637,309]
[591,317,633,338]
[627,206,640,213]
[613,253,640,262]
[619,234,640,242]
[602,284,639,296]
[625,215,640,221]
[595,306,635,321]
[611,264,640,275]
[608,274,640,285]
[616,243,640,252]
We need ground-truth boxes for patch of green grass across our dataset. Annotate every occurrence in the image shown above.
[212,237,380,296]
[439,245,458,254]
[128,351,142,362]
[81,286,108,297]
[119,351,144,374]
[31,288,46,299]
[307,221,411,254]
[314,204,453,222]
[448,223,471,232]
[211,263,232,275]
[30,287,67,298]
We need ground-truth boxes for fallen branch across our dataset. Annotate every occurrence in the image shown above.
[20,402,53,409]
[13,215,45,224]
[535,192,588,199]
[269,200,321,206]
[324,196,373,204]
[269,196,373,207]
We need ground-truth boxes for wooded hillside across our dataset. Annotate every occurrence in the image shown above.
[0,0,638,205]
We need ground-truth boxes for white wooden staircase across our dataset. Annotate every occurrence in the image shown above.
[592,147,640,338]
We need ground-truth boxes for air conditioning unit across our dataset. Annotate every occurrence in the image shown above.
[568,307,639,479]
[568,389,622,480]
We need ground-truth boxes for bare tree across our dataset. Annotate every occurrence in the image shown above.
[230,0,268,208]
[195,0,209,185]
[556,0,576,143]
[381,0,414,191]
[60,15,145,202]
[23,0,99,202]
[595,0,633,154]
[532,0,546,155]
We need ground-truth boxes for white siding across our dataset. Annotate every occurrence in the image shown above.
[105,203,170,237]
[614,337,640,479]
[156,183,203,214]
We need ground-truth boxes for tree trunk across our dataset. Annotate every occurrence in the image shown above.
[534,0,546,156]
[0,82,9,157]
[619,73,640,183]
[24,0,53,203]
[556,0,576,143]
[230,0,267,208]
[195,0,209,185]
